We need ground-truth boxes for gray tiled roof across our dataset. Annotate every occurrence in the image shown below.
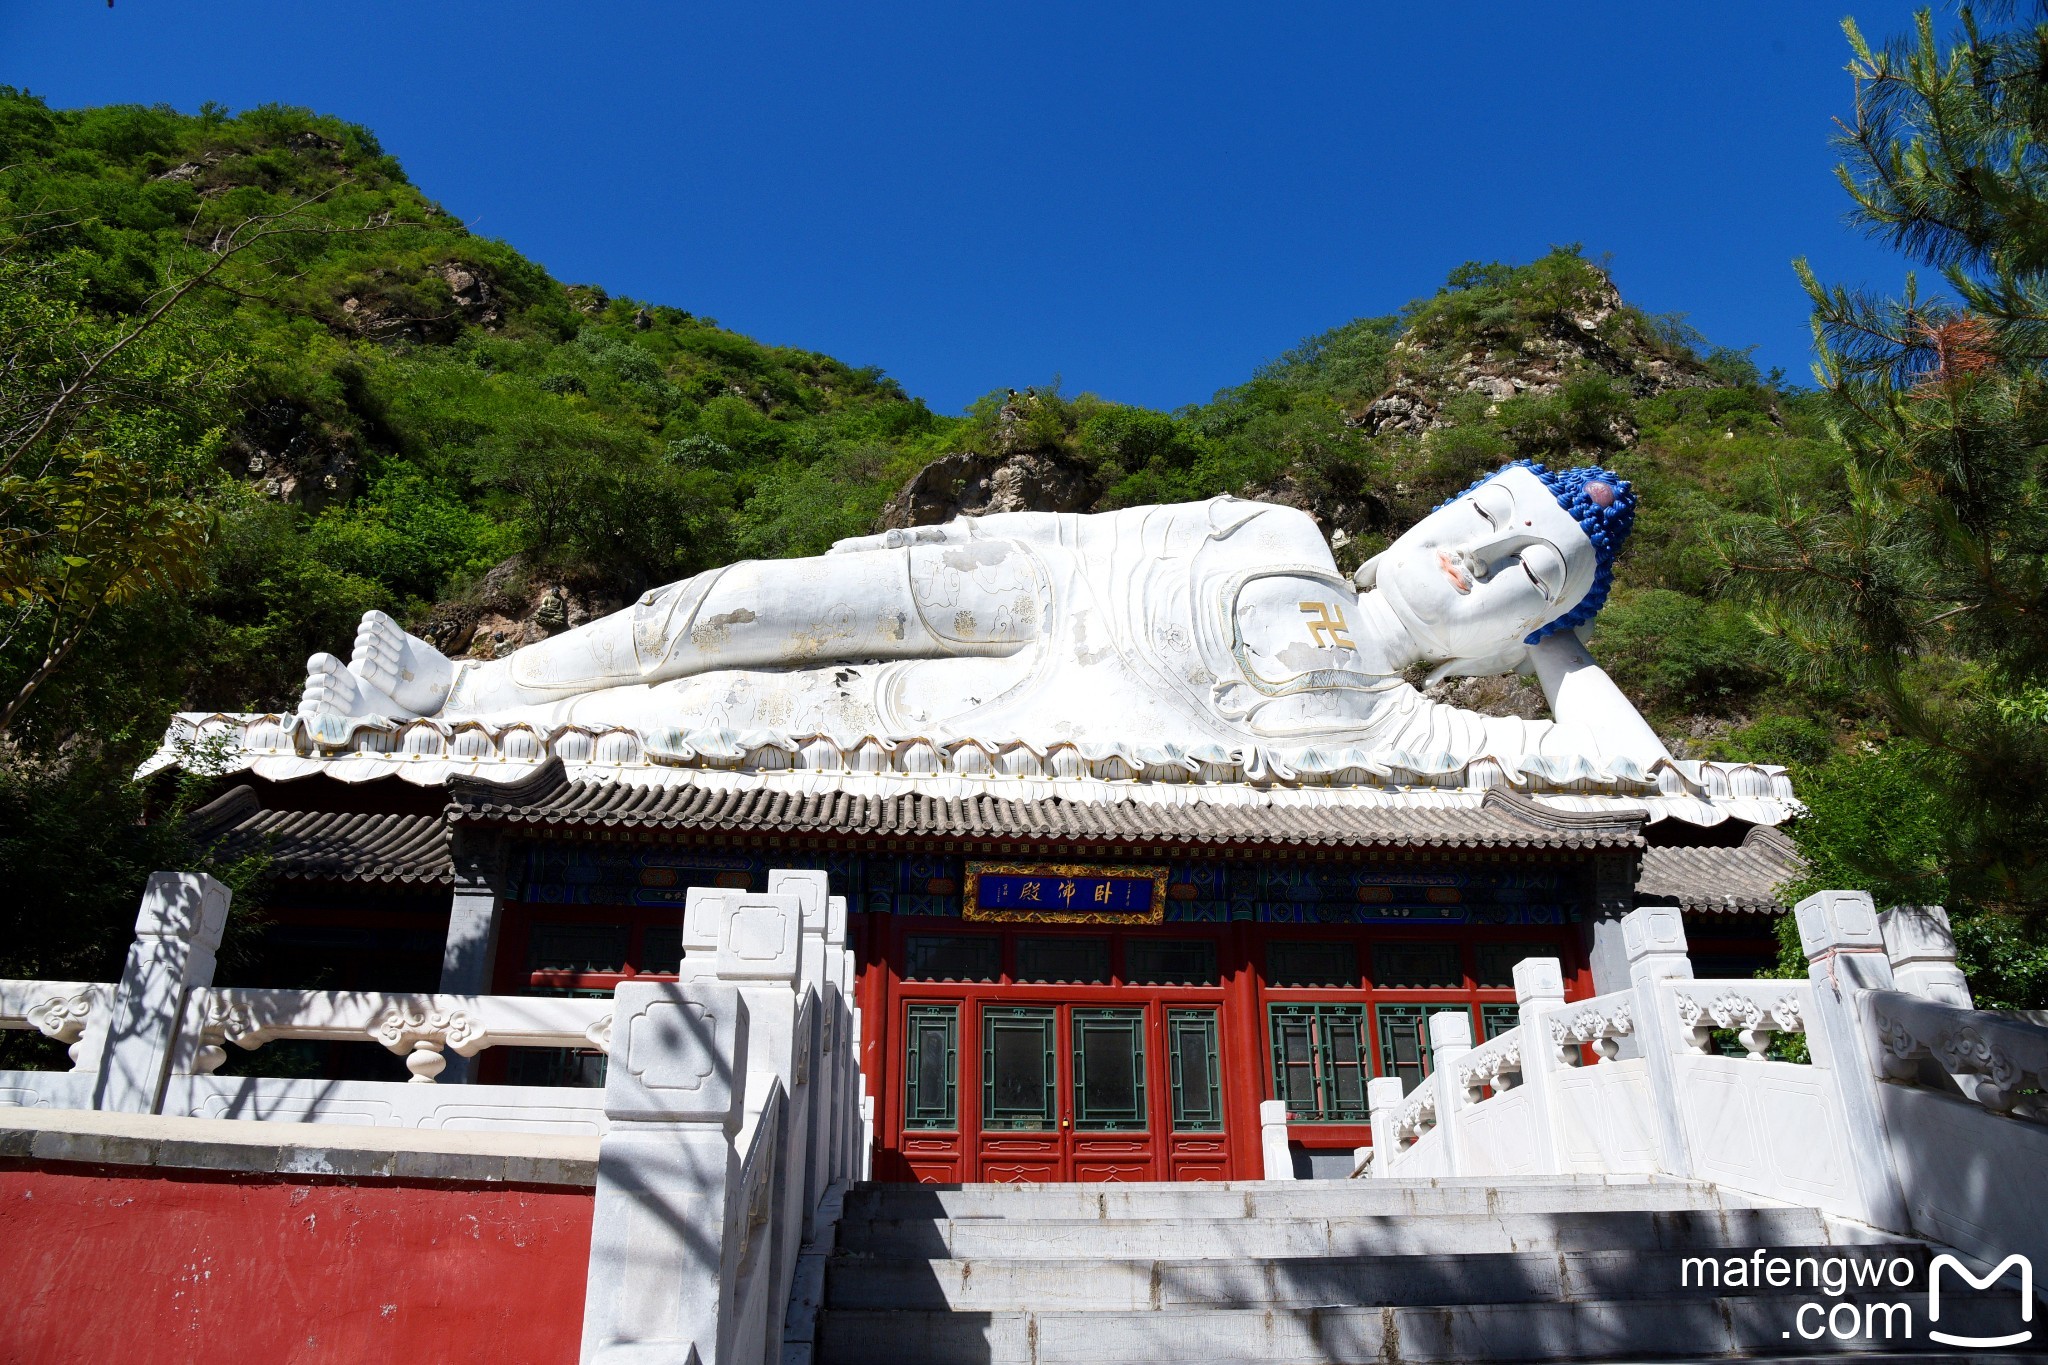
[444,761,1645,850]
[188,786,453,886]
[182,761,1656,888]
[1636,825,1804,914]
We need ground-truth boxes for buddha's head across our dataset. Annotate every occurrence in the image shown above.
[1356,460,1635,670]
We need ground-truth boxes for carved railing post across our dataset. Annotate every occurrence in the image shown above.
[1618,905,1696,1179]
[1366,1076,1406,1178]
[1509,956,1567,1175]
[580,980,749,1365]
[95,872,231,1114]
[858,1093,875,1182]
[679,885,730,978]
[825,894,854,1186]
[1259,1099,1293,1179]
[716,885,808,1365]
[769,868,835,1242]
[1795,890,1911,1233]
[1880,905,1973,1008]
[1426,1010,1473,1176]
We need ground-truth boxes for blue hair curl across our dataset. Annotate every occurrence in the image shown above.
[1433,459,1636,644]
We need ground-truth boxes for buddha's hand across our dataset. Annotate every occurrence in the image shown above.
[1422,642,1536,686]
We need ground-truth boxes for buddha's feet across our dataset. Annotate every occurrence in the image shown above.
[296,611,455,719]
[348,610,455,716]
[298,652,403,719]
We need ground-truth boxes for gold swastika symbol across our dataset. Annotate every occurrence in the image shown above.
[1299,601,1356,649]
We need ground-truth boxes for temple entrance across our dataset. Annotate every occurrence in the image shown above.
[973,1000,1229,1182]
[896,996,1231,1183]
[862,910,1579,1184]
[877,923,1237,1183]
[472,846,1590,1182]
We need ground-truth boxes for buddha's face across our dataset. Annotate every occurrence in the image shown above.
[1360,465,1604,660]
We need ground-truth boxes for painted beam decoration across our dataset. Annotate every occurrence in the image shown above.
[963,862,1168,923]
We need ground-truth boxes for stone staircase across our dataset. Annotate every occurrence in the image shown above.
[814,1175,2041,1364]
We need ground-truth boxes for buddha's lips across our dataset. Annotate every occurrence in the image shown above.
[1437,550,1472,594]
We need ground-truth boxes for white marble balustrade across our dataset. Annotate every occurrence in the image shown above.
[179,986,617,1081]
[4,869,2045,1364]
[0,866,872,1365]
[1351,895,2046,1292]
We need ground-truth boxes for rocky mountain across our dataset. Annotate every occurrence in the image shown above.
[1359,266,1722,443]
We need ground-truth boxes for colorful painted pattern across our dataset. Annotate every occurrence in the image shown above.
[512,845,1582,925]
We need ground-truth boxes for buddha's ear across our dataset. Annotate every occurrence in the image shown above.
[1353,552,1384,590]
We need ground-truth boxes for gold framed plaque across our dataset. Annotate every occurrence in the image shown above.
[961,862,1169,924]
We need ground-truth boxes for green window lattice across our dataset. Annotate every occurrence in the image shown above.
[1267,1003,1372,1122]
[1167,1008,1223,1132]
[982,1006,1057,1131]
[1071,1008,1147,1131]
[903,1004,959,1130]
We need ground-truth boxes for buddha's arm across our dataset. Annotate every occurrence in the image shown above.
[1528,633,1670,766]
[440,541,1043,715]
[829,509,1075,556]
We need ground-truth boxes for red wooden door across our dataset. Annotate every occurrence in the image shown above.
[976,1002,1155,1183]
[974,1001,1067,1182]
[874,921,1237,1183]
[1157,1003,1231,1180]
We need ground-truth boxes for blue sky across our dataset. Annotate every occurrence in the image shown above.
[5,1,1935,413]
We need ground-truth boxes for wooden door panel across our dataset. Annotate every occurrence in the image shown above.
[1071,1136,1150,1157]
[980,1136,1061,1160]
[900,1134,963,1184]
[1168,1159,1230,1181]
[1073,1134,1154,1182]
[1168,1133,1230,1181]
[983,1167,1061,1184]
[979,1005,1059,1179]
[979,1133,1062,1184]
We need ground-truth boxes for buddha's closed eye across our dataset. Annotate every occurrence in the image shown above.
[1470,483,1514,526]
[1519,543,1565,602]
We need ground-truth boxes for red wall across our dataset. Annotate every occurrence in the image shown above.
[1,1161,593,1365]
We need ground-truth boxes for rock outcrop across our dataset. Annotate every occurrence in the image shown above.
[437,261,501,328]
[881,449,1104,529]
[227,398,359,510]
[1357,267,1717,442]
[881,390,1104,528]
[333,259,501,343]
[1422,671,1550,721]
[417,558,625,661]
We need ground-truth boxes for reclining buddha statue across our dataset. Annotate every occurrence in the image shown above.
[297,459,1670,777]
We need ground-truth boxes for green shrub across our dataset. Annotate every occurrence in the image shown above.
[1717,714,1836,768]
[1080,407,1188,474]
[1494,376,1634,460]
[1588,589,1775,716]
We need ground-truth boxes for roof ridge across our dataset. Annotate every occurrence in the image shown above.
[447,756,568,813]
[1742,823,1801,856]
[183,784,262,842]
[428,768,1645,849]
[1479,786,1647,833]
